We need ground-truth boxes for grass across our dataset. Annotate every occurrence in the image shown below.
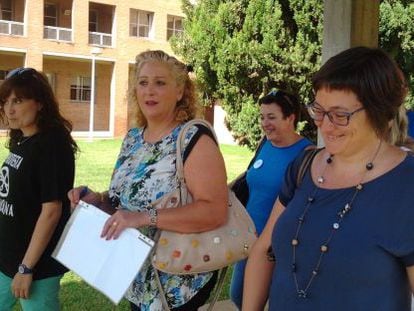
[0,138,252,310]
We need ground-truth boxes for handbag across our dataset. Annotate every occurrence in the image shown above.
[151,119,258,275]
[229,136,266,206]
[229,171,249,206]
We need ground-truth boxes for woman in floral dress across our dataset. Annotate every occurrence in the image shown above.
[68,50,228,311]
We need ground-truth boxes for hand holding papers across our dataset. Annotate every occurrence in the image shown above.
[52,201,154,304]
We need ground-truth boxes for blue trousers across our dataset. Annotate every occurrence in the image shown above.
[230,259,247,310]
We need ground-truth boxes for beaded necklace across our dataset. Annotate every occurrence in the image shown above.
[291,141,382,299]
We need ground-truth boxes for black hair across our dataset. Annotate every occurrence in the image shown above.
[312,46,405,138]
[259,89,301,127]
[0,67,78,153]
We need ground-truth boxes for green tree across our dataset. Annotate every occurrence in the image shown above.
[172,0,322,148]
[379,0,414,109]
[173,0,414,148]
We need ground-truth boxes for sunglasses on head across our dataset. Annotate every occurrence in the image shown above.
[266,88,294,107]
[267,88,279,97]
[6,67,37,80]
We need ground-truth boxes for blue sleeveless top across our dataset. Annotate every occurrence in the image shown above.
[246,138,312,234]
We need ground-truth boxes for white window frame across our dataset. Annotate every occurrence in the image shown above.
[130,9,154,39]
[167,15,183,40]
[70,76,91,102]
[44,3,57,26]
[0,0,12,21]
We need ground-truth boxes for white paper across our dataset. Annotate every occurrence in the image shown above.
[52,201,154,304]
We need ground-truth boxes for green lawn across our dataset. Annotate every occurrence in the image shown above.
[0,138,252,310]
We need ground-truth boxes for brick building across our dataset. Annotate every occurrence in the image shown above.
[0,0,185,138]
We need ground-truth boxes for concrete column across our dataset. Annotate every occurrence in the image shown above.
[351,0,380,48]
[113,60,130,136]
[321,0,353,64]
[318,0,380,146]
[321,0,379,63]
[24,0,44,70]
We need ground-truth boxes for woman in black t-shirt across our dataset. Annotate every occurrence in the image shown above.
[0,68,78,310]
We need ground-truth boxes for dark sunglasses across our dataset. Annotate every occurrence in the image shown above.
[6,67,37,80]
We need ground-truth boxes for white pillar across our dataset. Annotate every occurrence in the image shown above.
[89,47,102,141]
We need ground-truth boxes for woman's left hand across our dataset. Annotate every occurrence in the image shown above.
[11,273,33,299]
[101,210,144,240]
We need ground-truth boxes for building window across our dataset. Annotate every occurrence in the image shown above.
[0,0,12,21]
[130,9,153,38]
[0,69,8,81]
[70,76,91,102]
[44,3,57,26]
[167,15,183,40]
[89,10,97,32]
[45,73,56,92]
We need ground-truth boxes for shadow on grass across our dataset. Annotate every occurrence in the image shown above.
[60,273,130,311]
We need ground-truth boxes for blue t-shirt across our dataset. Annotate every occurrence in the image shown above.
[270,151,414,311]
[246,138,312,234]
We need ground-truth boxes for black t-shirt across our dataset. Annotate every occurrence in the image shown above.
[0,129,75,280]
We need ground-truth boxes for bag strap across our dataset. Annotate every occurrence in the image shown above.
[246,135,267,170]
[175,119,218,201]
[154,268,171,311]
[296,147,320,187]
[206,267,228,311]
[154,119,222,311]
[175,118,217,175]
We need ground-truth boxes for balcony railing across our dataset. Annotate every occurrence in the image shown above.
[89,31,112,47]
[0,20,24,36]
[44,26,72,42]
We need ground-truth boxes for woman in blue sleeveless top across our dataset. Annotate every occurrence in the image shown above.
[230,89,312,308]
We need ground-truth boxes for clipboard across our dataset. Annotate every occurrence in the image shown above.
[52,201,154,304]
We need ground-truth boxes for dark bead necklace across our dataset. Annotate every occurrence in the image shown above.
[291,142,382,299]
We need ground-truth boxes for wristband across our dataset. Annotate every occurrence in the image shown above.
[148,208,158,227]
[79,186,89,199]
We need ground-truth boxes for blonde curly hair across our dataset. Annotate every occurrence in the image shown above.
[129,50,200,127]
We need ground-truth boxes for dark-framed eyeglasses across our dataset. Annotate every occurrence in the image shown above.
[5,67,36,80]
[306,102,365,126]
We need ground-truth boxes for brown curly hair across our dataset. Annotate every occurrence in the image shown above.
[129,50,200,127]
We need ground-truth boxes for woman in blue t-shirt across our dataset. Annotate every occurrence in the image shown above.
[230,89,312,308]
[243,47,414,311]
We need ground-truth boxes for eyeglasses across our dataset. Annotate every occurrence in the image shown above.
[5,67,36,80]
[306,102,365,126]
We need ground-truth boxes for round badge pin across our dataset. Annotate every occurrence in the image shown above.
[253,159,263,169]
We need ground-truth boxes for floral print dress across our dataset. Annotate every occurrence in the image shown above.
[108,123,213,311]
